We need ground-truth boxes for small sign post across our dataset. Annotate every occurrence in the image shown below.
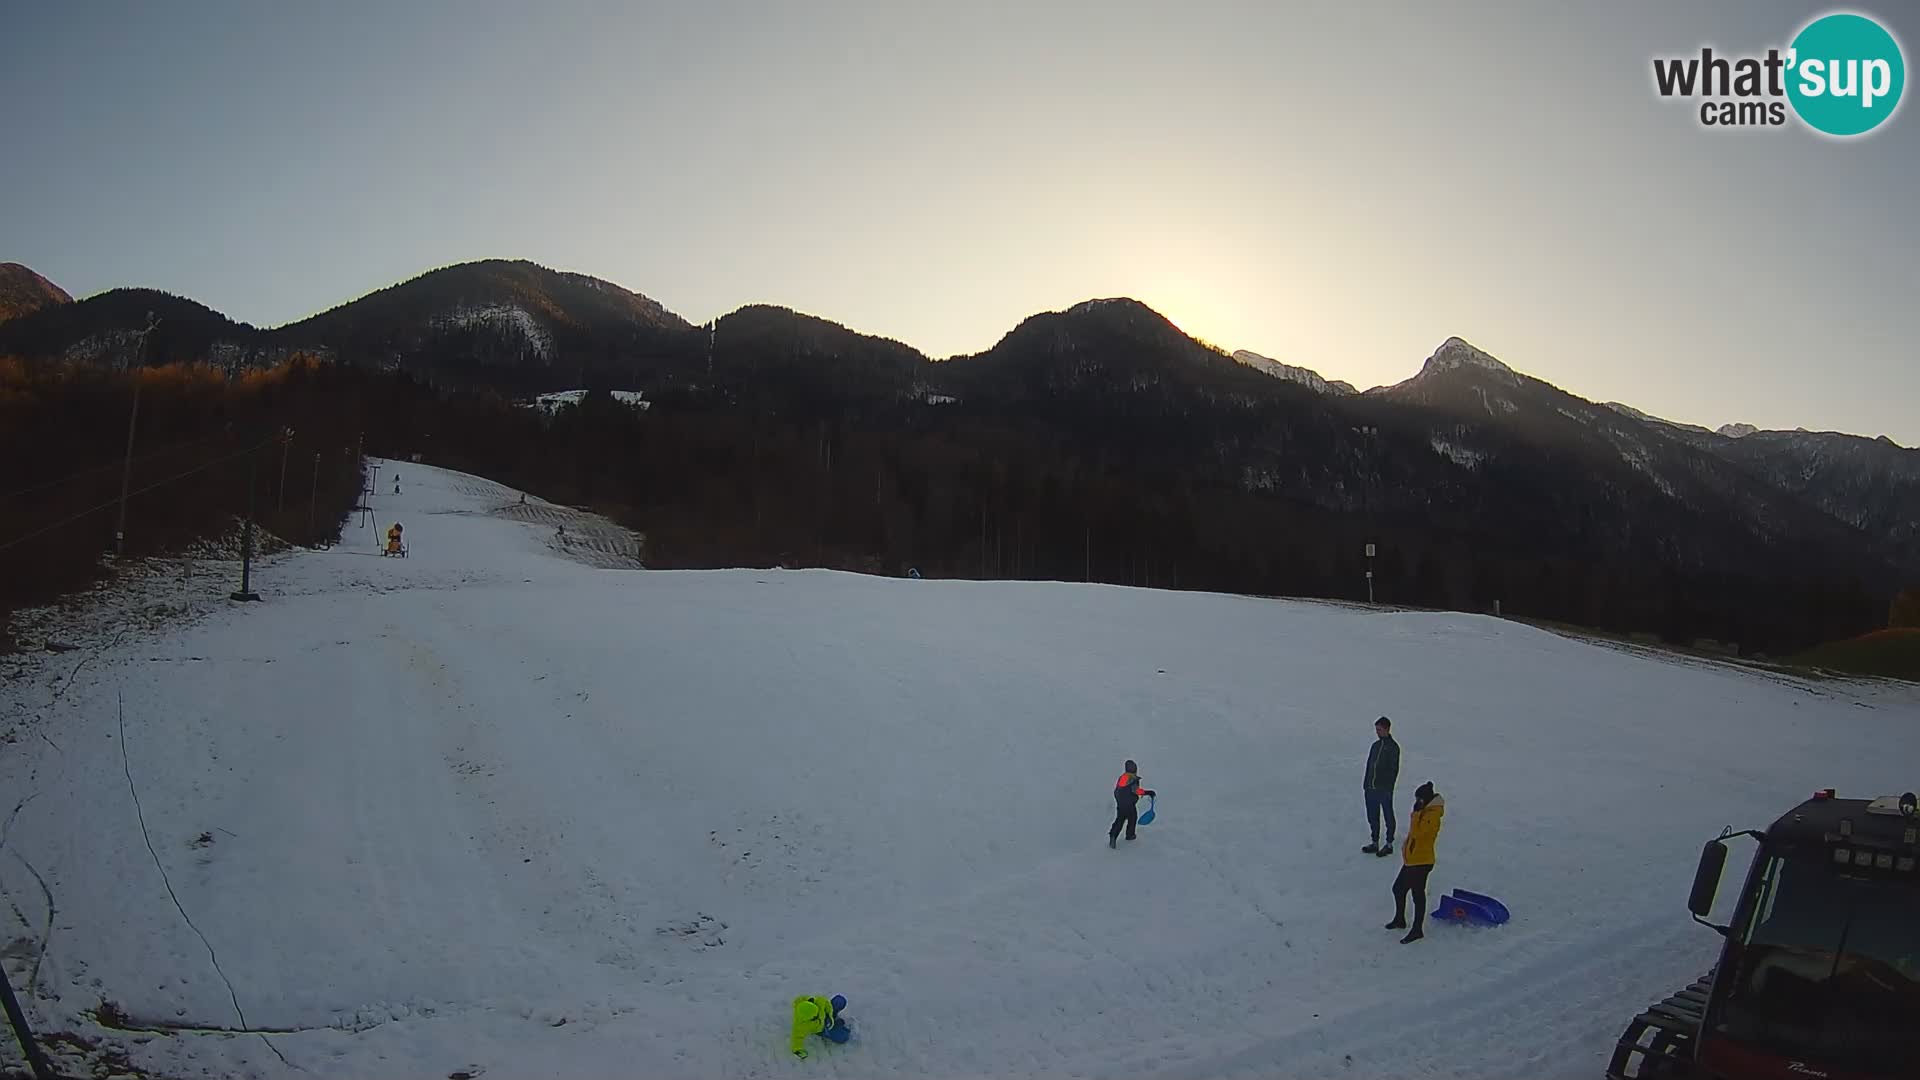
[1364,543,1376,603]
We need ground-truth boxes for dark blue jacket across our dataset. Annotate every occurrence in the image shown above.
[1364,735,1400,791]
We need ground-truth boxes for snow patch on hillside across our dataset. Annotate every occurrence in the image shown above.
[1424,336,1520,384]
[909,381,960,406]
[432,304,555,361]
[1430,434,1486,469]
[1472,385,1519,416]
[523,389,649,413]
[1604,402,1713,436]
[1619,443,1680,497]
[1231,350,1358,395]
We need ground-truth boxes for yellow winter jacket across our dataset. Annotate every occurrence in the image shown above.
[1402,793,1444,866]
[790,996,836,1056]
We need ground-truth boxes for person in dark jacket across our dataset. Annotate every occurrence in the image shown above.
[1362,717,1401,855]
[1109,760,1156,848]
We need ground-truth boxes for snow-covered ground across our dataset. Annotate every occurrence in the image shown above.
[3,461,1917,1080]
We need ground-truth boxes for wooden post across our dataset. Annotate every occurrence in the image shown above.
[231,452,262,602]
[1,965,56,1080]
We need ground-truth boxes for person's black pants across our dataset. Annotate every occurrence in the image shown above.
[1110,802,1137,841]
[1390,857,1436,926]
[1392,864,1433,929]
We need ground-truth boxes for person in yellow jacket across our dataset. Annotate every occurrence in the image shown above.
[789,993,850,1058]
[1385,781,1444,944]
[385,522,404,555]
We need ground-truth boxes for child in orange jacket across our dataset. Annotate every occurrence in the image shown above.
[1109,760,1157,848]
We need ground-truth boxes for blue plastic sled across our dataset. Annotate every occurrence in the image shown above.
[1432,888,1509,927]
[1137,794,1156,826]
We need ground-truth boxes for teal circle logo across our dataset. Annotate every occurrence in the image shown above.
[1786,13,1905,136]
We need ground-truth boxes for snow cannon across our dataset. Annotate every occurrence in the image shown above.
[1430,888,1509,927]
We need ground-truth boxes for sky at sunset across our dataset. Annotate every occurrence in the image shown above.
[4,1,1915,440]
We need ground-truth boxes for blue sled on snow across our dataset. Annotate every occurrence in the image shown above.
[1431,888,1509,927]
[1137,794,1156,826]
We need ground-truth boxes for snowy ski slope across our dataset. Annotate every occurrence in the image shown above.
[3,461,1917,1080]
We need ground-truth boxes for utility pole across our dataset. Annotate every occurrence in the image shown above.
[231,451,262,602]
[354,434,368,530]
[277,428,294,513]
[1,964,55,1080]
[113,312,161,557]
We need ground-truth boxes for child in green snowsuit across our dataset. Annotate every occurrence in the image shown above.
[790,994,849,1058]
